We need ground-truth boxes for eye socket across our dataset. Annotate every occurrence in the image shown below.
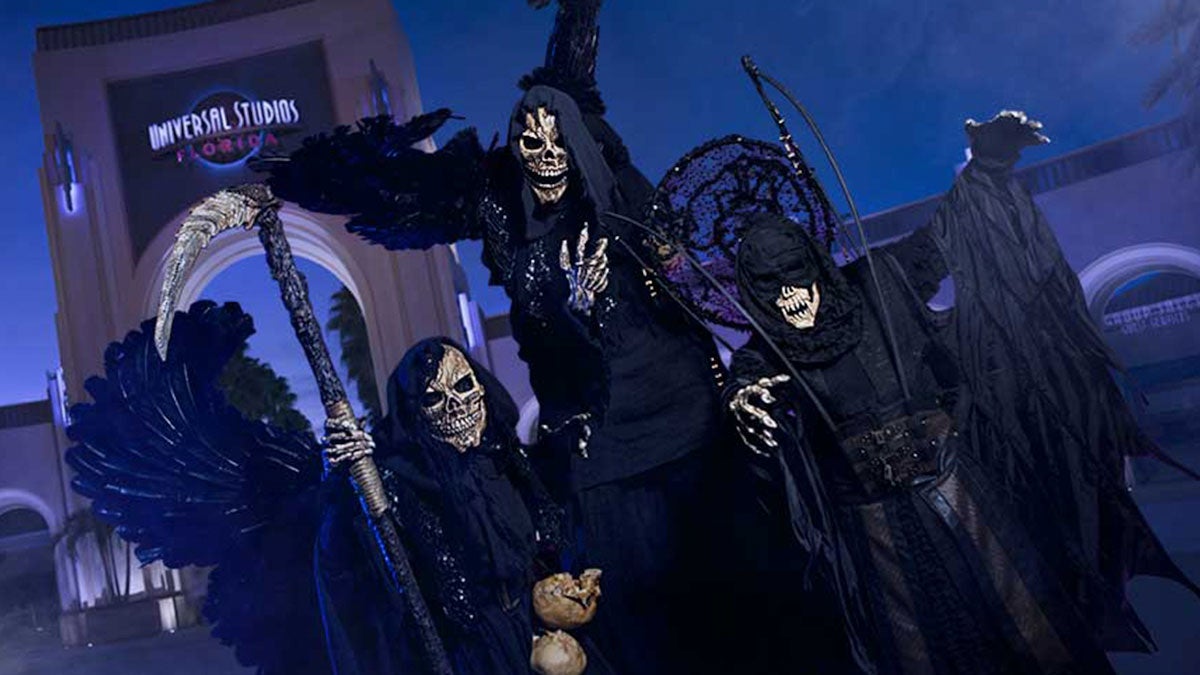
[520,135,544,152]
[452,375,476,393]
[421,391,445,408]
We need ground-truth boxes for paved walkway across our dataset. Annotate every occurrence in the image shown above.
[0,627,250,675]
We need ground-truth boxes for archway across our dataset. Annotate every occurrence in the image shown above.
[1079,243,1200,486]
[136,206,389,425]
[0,503,59,642]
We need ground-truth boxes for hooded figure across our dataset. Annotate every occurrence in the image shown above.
[496,83,730,675]
[735,213,864,366]
[317,338,573,675]
[726,113,1199,674]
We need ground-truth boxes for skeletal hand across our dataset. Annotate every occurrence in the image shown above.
[729,375,791,456]
[559,225,610,316]
[965,110,1050,163]
[323,417,375,470]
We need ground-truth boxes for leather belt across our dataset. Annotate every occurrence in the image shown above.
[842,409,954,494]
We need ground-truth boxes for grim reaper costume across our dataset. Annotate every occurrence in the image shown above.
[718,113,1200,674]
[65,304,589,674]
[319,337,583,674]
[251,1,729,671]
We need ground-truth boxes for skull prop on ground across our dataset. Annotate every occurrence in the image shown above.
[533,568,602,629]
[421,346,487,452]
[776,281,821,329]
[531,630,587,675]
[519,106,569,205]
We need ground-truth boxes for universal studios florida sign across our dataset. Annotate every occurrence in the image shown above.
[147,91,302,166]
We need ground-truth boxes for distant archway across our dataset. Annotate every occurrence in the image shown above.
[0,499,59,635]
[135,205,393,419]
[1078,243,1200,318]
[0,489,57,534]
[1079,243,1200,488]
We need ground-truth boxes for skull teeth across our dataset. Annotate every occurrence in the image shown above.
[432,402,485,437]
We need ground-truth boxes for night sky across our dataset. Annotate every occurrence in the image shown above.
[0,0,1181,413]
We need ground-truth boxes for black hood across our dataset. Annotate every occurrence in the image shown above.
[736,213,863,366]
[378,337,520,490]
[507,85,619,240]
[376,337,533,585]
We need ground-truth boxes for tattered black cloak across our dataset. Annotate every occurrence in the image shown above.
[316,338,567,675]
[727,155,1199,674]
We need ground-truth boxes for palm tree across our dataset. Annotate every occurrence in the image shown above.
[54,509,132,604]
[1135,1,1200,143]
[218,343,313,433]
[326,285,382,422]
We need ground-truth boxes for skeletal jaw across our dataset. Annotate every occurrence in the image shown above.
[776,281,820,329]
[519,106,569,205]
[421,347,487,452]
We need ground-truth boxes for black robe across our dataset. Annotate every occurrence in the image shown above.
[316,338,571,675]
[728,158,1199,674]
[488,84,728,675]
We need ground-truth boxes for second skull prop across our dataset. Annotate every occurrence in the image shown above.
[421,346,487,452]
[519,106,570,205]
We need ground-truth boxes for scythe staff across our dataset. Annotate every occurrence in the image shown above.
[153,184,453,675]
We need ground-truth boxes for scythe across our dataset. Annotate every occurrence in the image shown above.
[153,183,453,675]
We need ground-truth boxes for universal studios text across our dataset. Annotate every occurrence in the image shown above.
[146,92,302,166]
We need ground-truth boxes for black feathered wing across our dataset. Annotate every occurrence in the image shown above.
[66,301,329,674]
[251,110,493,250]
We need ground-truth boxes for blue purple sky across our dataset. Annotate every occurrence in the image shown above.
[0,0,1181,416]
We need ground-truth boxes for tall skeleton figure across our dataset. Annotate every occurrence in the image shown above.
[239,1,731,671]
[720,112,1200,674]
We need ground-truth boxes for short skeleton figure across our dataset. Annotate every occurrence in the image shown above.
[321,337,606,675]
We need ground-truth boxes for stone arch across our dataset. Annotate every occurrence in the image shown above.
[0,489,59,534]
[1078,243,1200,317]
[136,204,369,325]
[133,203,395,414]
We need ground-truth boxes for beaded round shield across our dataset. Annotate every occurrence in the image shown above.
[645,135,844,330]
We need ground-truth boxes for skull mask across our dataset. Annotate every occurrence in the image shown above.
[420,346,487,452]
[776,281,821,330]
[518,106,569,205]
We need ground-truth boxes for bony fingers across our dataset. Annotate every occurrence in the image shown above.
[559,240,572,270]
[576,226,590,262]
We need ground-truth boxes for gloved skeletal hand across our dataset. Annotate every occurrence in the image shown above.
[729,374,791,456]
[323,417,375,470]
[559,225,610,316]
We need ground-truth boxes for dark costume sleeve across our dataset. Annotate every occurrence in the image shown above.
[726,339,876,673]
[926,154,1200,650]
[253,109,493,250]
